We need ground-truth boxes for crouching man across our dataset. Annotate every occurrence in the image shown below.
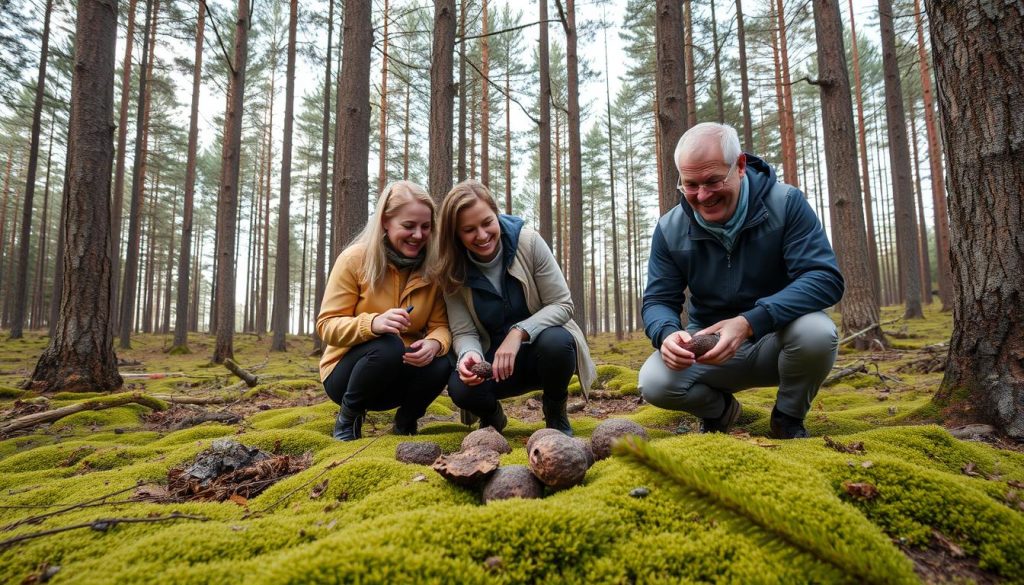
[638,123,845,439]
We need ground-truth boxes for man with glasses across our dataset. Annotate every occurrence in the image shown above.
[638,122,845,439]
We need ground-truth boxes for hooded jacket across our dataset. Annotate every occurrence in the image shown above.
[642,154,845,348]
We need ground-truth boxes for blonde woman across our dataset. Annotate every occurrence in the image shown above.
[434,180,596,436]
[316,181,451,441]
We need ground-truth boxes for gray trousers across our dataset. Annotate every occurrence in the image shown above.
[638,311,838,420]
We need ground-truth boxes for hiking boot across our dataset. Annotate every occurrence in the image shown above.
[392,407,418,436]
[542,396,573,436]
[333,405,364,441]
[459,408,479,427]
[698,394,741,434]
[478,402,508,433]
[769,406,808,439]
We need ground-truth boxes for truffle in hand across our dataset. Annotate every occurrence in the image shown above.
[681,333,721,357]
[470,361,494,380]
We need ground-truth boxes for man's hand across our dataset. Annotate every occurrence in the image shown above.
[457,351,486,386]
[403,339,441,367]
[370,307,412,335]
[492,328,526,382]
[660,331,696,371]
[694,316,753,365]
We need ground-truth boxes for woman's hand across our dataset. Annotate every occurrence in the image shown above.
[492,328,525,382]
[457,351,486,386]
[403,339,441,367]
[371,307,412,335]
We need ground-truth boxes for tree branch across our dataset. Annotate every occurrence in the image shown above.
[0,394,168,438]
[457,19,561,43]
[463,57,541,126]
[0,513,208,551]
[204,2,235,76]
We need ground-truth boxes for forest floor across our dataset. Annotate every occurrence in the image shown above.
[1,304,1023,584]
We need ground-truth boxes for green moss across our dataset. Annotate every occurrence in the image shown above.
[0,386,24,399]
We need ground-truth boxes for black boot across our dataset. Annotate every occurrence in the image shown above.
[769,405,808,439]
[698,393,741,434]
[478,401,508,433]
[542,396,573,436]
[392,406,419,436]
[333,405,364,441]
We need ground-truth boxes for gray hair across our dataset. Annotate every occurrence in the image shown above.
[674,122,742,167]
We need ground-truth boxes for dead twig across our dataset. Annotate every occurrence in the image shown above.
[3,485,140,531]
[823,362,868,386]
[223,359,259,387]
[0,394,168,438]
[0,512,208,551]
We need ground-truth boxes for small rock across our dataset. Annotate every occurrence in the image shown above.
[395,441,442,465]
[629,487,650,498]
[949,424,996,439]
[529,434,588,490]
[566,401,585,414]
[461,427,512,454]
[525,398,542,410]
[484,556,504,572]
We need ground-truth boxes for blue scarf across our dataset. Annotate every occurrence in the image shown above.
[694,174,749,252]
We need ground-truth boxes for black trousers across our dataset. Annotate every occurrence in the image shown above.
[323,335,450,426]
[447,326,577,418]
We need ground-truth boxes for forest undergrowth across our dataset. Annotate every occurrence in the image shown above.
[0,304,1022,584]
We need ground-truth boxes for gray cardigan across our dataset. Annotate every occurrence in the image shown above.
[445,226,597,396]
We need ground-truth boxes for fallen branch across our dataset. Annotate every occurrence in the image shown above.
[823,362,868,386]
[0,513,207,551]
[2,485,139,531]
[223,359,258,387]
[150,394,235,405]
[0,393,168,437]
[839,317,903,345]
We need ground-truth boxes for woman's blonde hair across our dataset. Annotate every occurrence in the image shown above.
[433,179,501,295]
[350,180,437,292]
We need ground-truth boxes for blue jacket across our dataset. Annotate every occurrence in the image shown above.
[642,154,845,348]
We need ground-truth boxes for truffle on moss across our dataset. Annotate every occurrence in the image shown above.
[461,427,512,454]
[526,428,563,453]
[482,464,544,502]
[591,419,649,460]
[528,434,588,490]
[395,441,442,465]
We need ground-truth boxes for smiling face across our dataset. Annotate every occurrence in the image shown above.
[677,144,746,224]
[383,201,432,258]
[456,198,501,262]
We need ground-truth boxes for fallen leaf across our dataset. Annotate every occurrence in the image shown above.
[411,474,427,482]
[842,481,879,500]
[309,479,329,499]
[229,493,248,506]
[861,461,874,469]
[962,462,981,477]
[326,519,337,530]
[823,436,865,454]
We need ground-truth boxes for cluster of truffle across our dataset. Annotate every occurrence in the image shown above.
[395,419,649,503]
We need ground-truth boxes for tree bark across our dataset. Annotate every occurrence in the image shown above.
[10,0,54,339]
[929,0,1024,438]
[915,0,952,311]
[313,0,335,353]
[457,0,468,182]
[557,0,586,334]
[878,0,923,319]
[812,0,886,350]
[212,0,251,364]
[909,99,932,303]
[429,0,455,203]
[272,0,298,352]
[682,0,696,129]
[735,0,754,153]
[377,0,390,193]
[480,0,490,186]
[172,0,205,352]
[604,24,622,340]
[654,0,687,215]
[709,0,724,123]
[774,0,798,187]
[31,117,55,329]
[332,0,373,258]
[537,0,552,244]
[31,0,122,393]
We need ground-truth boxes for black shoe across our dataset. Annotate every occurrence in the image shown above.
[699,394,741,434]
[459,408,479,427]
[392,407,418,436]
[769,406,808,439]
[478,402,508,433]
[542,396,573,436]
[333,406,364,441]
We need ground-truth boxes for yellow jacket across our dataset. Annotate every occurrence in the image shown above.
[316,244,451,382]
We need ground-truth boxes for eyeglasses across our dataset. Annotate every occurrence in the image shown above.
[677,162,737,195]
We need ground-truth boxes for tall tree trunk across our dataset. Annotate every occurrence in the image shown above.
[162,188,177,333]
[537,0,553,244]
[554,111,562,268]
[111,0,140,328]
[0,145,13,293]
[775,0,798,187]
[909,100,932,303]
[654,0,687,215]
[812,0,886,350]
[31,0,122,392]
[847,0,882,303]
[457,0,468,182]
[31,117,55,329]
[212,0,251,364]
[172,0,205,352]
[313,0,335,353]
[709,0,724,123]
[557,0,586,334]
[604,24,622,340]
[914,0,952,311]
[736,0,754,152]
[118,0,157,348]
[299,186,309,336]
[272,0,298,352]
[48,156,69,338]
[258,67,276,335]
[429,0,455,203]
[142,170,158,334]
[10,0,54,339]
[377,0,390,192]
[878,0,923,318]
[480,0,490,186]
[929,0,1024,437]
[588,193,597,334]
[682,0,696,129]
[504,60,512,213]
[403,71,411,180]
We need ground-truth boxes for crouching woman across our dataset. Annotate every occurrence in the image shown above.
[434,180,596,436]
[316,181,451,441]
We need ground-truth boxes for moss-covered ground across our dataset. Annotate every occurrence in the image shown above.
[1,305,1022,584]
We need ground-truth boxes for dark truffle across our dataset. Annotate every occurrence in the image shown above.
[525,428,564,453]
[461,426,512,454]
[681,333,721,357]
[528,434,588,490]
[481,465,544,502]
[395,441,442,465]
[470,362,493,379]
[573,438,595,468]
[591,419,649,460]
